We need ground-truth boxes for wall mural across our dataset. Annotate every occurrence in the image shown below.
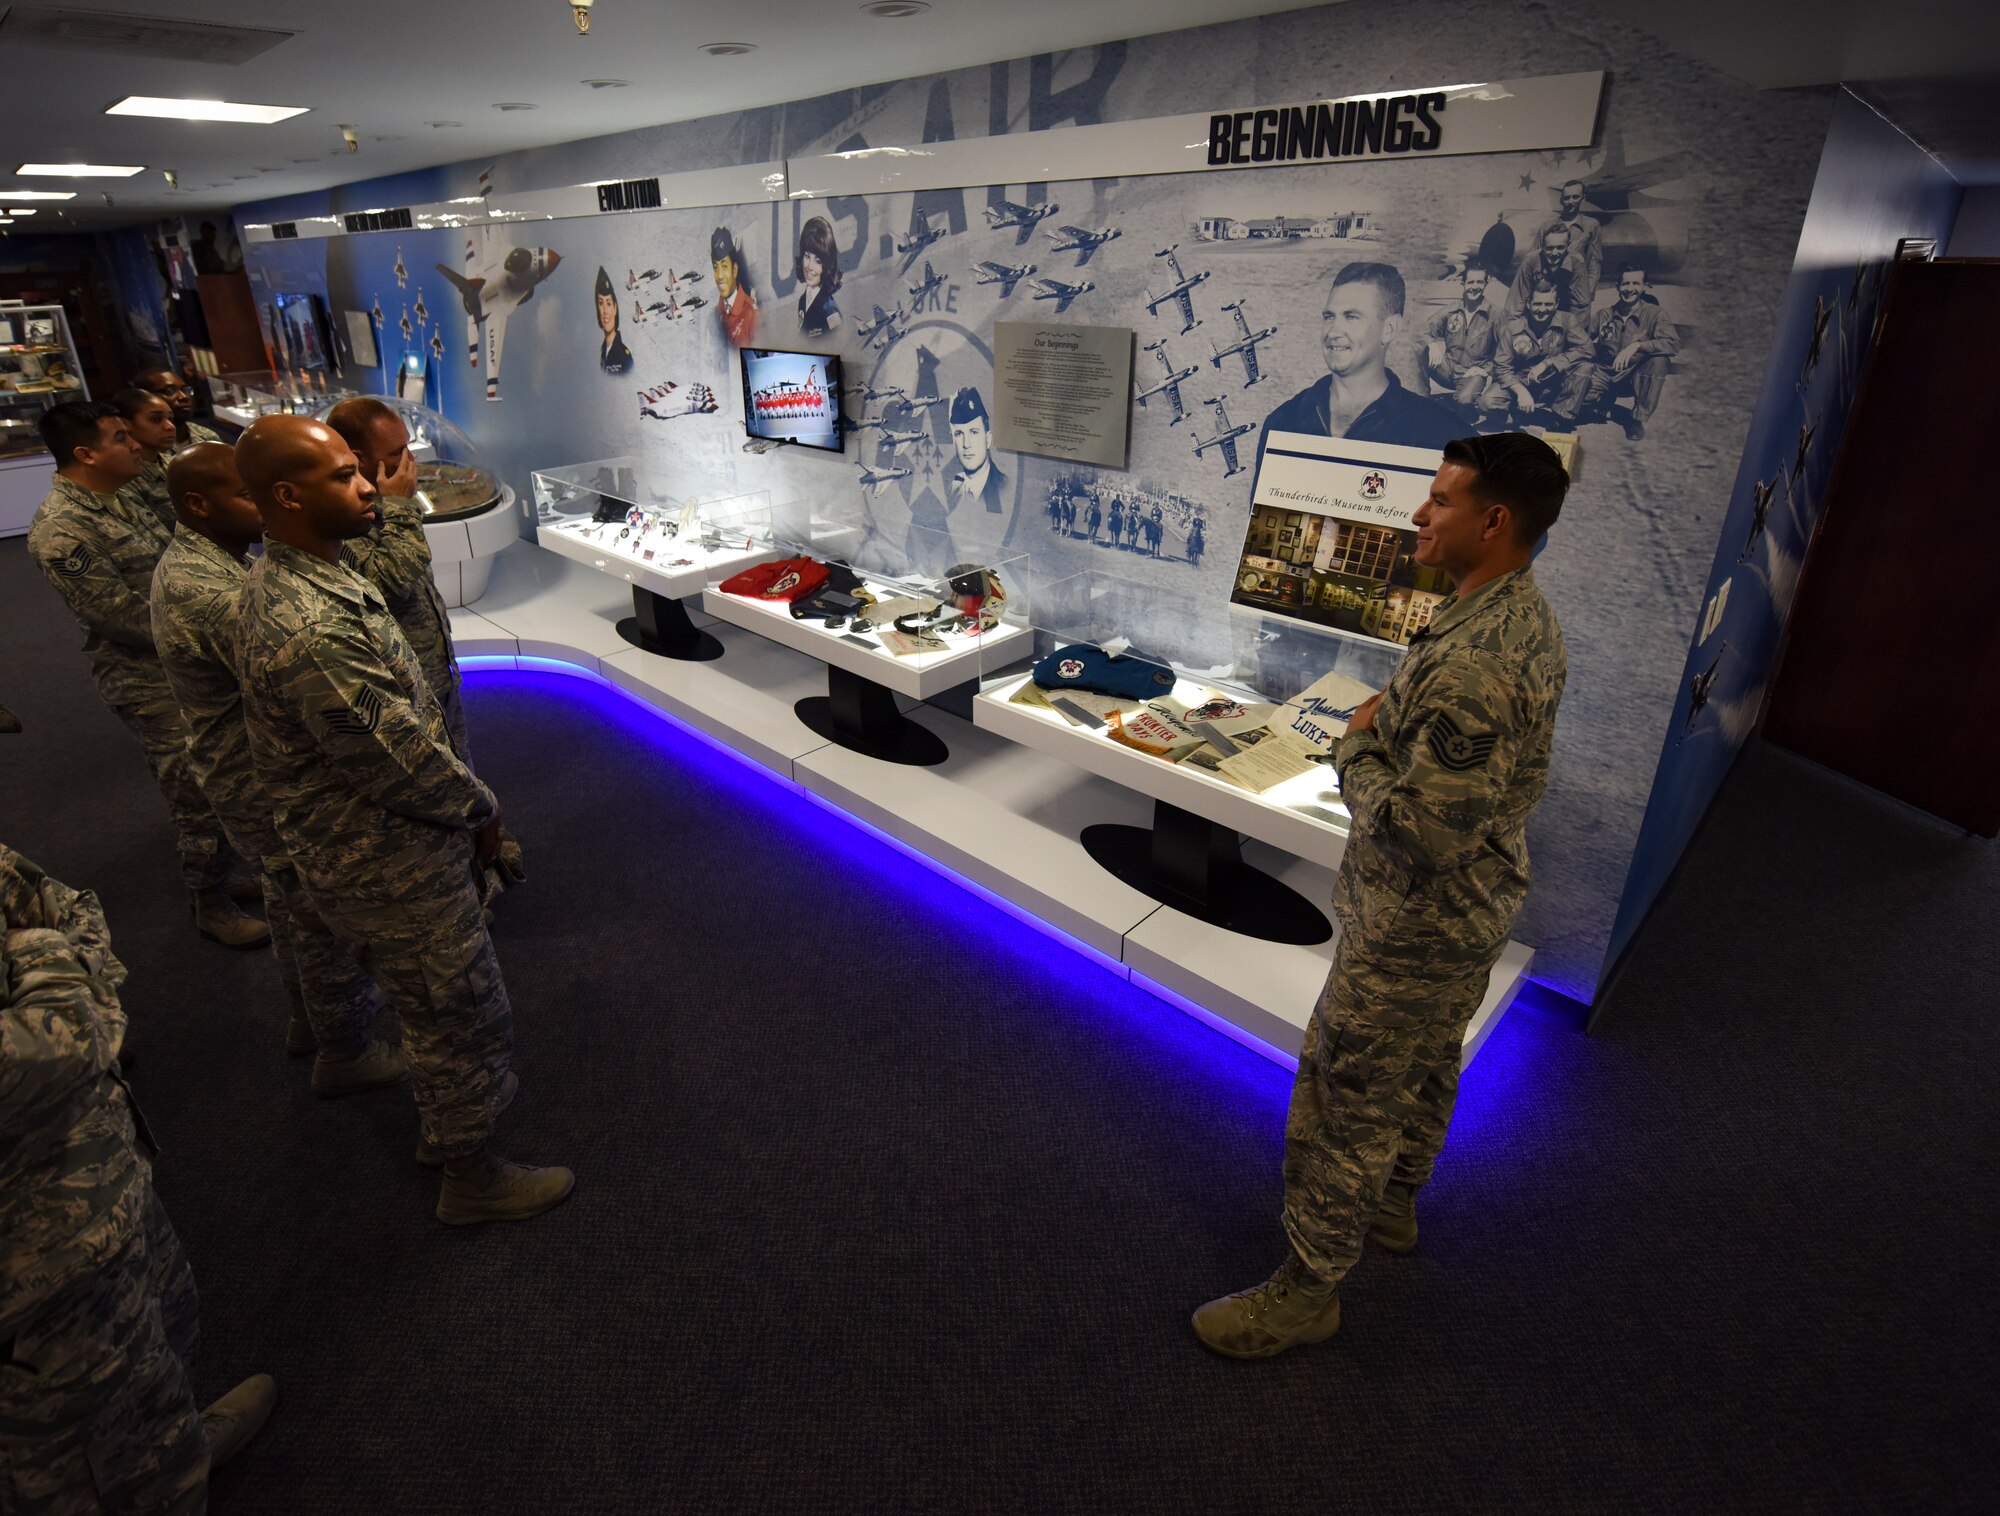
[237,0,1838,999]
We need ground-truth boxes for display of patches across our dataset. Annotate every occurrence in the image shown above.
[436,225,563,402]
[1041,469,1211,567]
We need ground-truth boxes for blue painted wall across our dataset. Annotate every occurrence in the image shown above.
[1604,89,1964,993]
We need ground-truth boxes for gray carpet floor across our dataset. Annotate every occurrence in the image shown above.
[1,536,1993,1512]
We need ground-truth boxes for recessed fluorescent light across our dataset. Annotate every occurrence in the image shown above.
[6,209,39,216]
[0,189,76,200]
[106,96,310,125]
[16,162,146,177]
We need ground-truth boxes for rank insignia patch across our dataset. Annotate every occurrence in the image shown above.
[52,548,92,579]
[1427,712,1498,773]
[322,683,386,738]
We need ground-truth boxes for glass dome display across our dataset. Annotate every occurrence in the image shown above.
[310,394,504,522]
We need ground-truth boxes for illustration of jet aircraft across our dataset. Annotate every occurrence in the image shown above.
[857,463,913,493]
[871,425,928,452]
[1209,301,1275,387]
[1147,245,1210,334]
[974,261,1037,297]
[1134,339,1197,425]
[393,247,408,288]
[412,289,429,329]
[896,220,946,273]
[436,228,562,402]
[1046,225,1121,265]
[1030,277,1094,314]
[859,304,905,350]
[986,198,1058,244]
[1192,395,1252,478]
[906,261,946,308]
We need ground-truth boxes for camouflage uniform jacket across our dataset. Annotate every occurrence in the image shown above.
[1425,302,1498,374]
[0,844,145,1340]
[151,528,284,869]
[238,541,494,910]
[1493,315,1587,386]
[1585,294,1681,367]
[185,421,223,445]
[129,452,176,530]
[342,493,460,709]
[1331,567,1566,972]
[25,474,175,687]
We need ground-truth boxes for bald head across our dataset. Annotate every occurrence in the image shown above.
[236,415,379,562]
[167,441,262,553]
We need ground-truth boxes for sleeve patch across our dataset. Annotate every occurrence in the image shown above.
[1426,711,1499,773]
[52,548,93,579]
[321,682,385,738]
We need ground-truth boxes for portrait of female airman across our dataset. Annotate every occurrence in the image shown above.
[794,216,844,338]
[595,265,632,373]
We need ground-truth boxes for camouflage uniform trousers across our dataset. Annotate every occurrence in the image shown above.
[301,863,512,1158]
[1281,938,1491,1286]
[0,1184,208,1516]
[97,669,231,899]
[257,862,380,1055]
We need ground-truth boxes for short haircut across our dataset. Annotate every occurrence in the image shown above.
[1541,224,1570,247]
[1444,432,1569,543]
[1330,261,1405,317]
[1461,259,1488,281]
[39,400,121,466]
[1562,178,1585,193]
[795,215,843,295]
[1617,262,1648,281]
[1527,275,1560,300]
[110,386,171,420]
[323,396,398,453]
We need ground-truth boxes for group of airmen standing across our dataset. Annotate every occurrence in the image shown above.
[6,382,563,1512]
[1421,179,1681,440]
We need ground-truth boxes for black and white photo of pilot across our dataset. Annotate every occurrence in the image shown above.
[1421,260,1499,421]
[794,215,844,339]
[1503,220,1594,332]
[1490,278,1592,428]
[1573,263,1680,440]
[1539,178,1604,299]
[594,265,633,373]
[1255,260,1464,477]
[949,387,1007,517]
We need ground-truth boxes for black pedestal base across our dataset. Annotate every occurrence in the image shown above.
[795,664,948,767]
[616,587,723,661]
[1082,801,1331,945]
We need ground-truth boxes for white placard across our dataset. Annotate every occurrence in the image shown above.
[992,321,1133,467]
[788,72,1603,199]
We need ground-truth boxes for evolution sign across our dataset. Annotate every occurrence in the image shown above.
[789,72,1603,199]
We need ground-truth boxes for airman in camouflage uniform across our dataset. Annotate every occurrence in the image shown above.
[1196,432,1568,1358]
[23,402,265,949]
[112,387,182,531]
[234,416,571,1224]
[134,369,222,447]
[150,444,404,1090]
[0,842,274,1513]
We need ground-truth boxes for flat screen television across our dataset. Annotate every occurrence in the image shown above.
[740,348,843,453]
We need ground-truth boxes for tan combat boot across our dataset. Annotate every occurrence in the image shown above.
[200,1373,277,1469]
[1369,1181,1420,1254]
[1191,1253,1341,1359]
[193,891,270,950]
[436,1148,575,1225]
[309,1040,410,1098]
[284,1011,317,1057]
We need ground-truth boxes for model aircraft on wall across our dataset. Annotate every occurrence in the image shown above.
[974,261,1037,297]
[1209,301,1275,387]
[986,198,1059,243]
[1147,245,1210,334]
[1192,395,1251,478]
[1134,339,1197,425]
[896,219,946,273]
[436,228,562,402]
[393,247,408,288]
[859,304,905,350]
[1030,277,1094,314]
[1045,225,1121,265]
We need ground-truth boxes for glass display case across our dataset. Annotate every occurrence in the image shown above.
[0,304,89,460]
[209,369,361,429]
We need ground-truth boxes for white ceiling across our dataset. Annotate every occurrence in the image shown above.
[4,0,1999,234]
[0,0,1333,231]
